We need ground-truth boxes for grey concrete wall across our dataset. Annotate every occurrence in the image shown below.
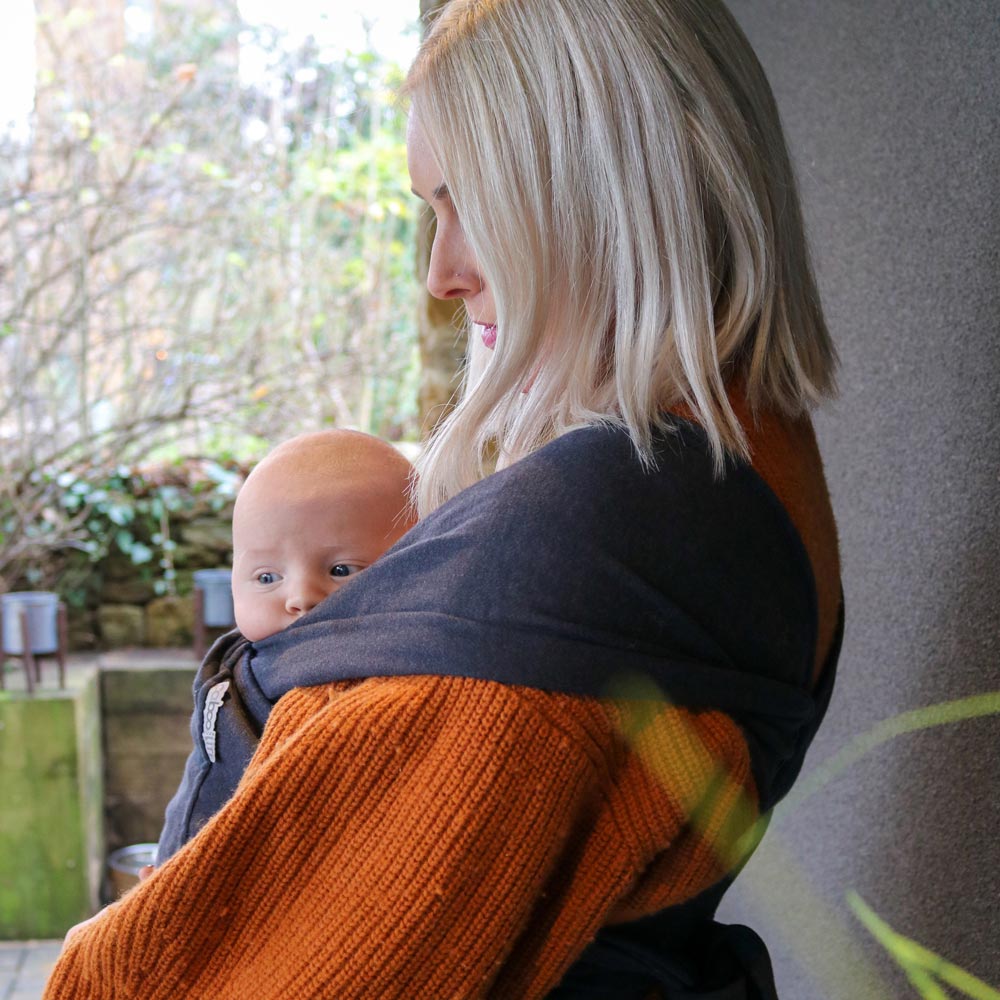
[0,672,103,938]
[719,3,1000,997]
[101,663,194,858]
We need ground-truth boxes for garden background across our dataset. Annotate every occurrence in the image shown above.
[1,2,998,999]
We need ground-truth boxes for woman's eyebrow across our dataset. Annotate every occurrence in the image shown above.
[411,183,450,202]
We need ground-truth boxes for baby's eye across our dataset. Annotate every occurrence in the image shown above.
[330,564,359,579]
[255,571,281,586]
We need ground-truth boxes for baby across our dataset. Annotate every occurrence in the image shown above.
[156,429,416,862]
[230,429,415,643]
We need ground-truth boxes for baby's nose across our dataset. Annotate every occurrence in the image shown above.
[285,584,327,617]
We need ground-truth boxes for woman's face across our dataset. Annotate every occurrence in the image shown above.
[407,111,496,329]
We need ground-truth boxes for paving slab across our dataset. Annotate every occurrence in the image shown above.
[0,941,61,1000]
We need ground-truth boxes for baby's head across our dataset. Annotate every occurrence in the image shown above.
[231,430,416,642]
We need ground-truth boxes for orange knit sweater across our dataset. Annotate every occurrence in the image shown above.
[44,410,839,1000]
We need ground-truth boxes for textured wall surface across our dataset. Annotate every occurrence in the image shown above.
[101,665,194,858]
[0,673,103,938]
[719,2,1000,997]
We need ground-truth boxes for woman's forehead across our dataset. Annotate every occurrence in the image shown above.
[406,112,445,197]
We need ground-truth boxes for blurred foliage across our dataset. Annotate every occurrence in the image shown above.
[848,893,1000,1000]
[16,460,244,605]
[609,669,1000,999]
[0,1,419,588]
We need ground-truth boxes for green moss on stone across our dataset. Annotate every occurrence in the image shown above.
[0,671,103,938]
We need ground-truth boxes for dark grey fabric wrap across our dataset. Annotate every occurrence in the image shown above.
[159,417,838,869]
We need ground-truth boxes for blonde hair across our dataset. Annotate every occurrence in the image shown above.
[407,0,837,516]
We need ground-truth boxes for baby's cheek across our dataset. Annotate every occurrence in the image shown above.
[233,591,271,642]
[232,589,250,636]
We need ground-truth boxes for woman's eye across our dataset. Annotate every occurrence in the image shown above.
[255,571,280,585]
[330,564,358,578]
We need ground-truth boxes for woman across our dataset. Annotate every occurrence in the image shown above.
[45,1,841,997]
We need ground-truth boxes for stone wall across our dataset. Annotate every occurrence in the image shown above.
[72,498,235,652]
[100,659,194,858]
[0,656,196,937]
[0,671,103,938]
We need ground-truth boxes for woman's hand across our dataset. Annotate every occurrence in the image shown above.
[62,913,101,950]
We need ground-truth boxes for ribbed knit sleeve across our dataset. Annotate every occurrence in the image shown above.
[44,674,756,1000]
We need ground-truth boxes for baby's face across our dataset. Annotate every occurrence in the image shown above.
[231,476,409,642]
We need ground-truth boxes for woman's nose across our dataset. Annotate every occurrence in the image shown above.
[426,221,481,302]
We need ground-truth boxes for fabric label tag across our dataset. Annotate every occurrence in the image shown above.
[202,680,230,763]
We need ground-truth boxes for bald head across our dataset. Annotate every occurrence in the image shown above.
[236,430,415,527]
